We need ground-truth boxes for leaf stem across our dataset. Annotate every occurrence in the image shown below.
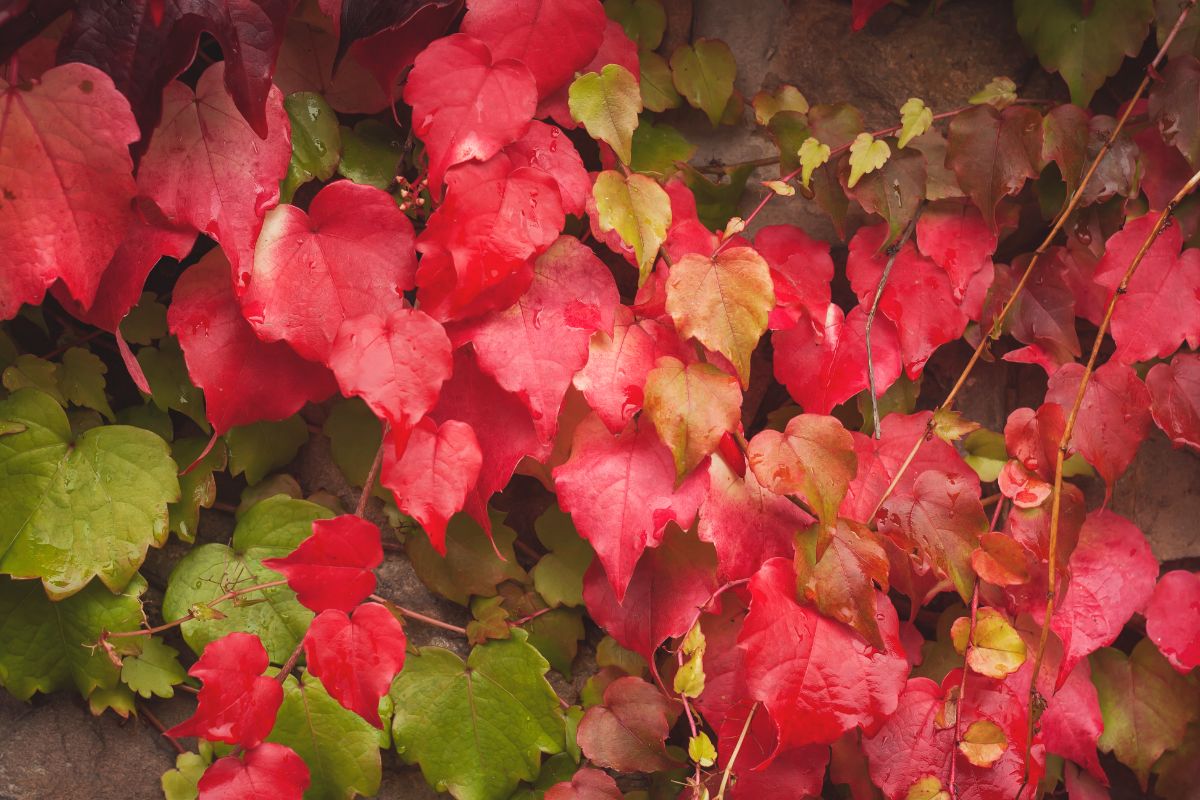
[276,639,305,684]
[949,581,981,800]
[865,201,925,439]
[369,594,468,635]
[138,701,186,756]
[357,423,390,518]
[715,701,758,800]
[105,579,290,639]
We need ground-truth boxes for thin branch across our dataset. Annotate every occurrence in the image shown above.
[357,423,390,518]
[139,701,186,755]
[715,702,758,800]
[369,594,468,635]
[866,201,925,439]
[948,582,980,800]
[276,639,305,684]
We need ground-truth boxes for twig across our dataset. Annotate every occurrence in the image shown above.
[865,201,925,439]
[948,582,980,800]
[105,579,289,639]
[356,423,390,518]
[276,639,305,683]
[1022,165,1200,786]
[715,702,758,800]
[867,0,1198,522]
[510,607,553,627]
[369,594,468,635]
[138,702,186,755]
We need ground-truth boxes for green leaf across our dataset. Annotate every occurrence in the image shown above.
[669,38,737,127]
[161,752,206,800]
[0,389,179,597]
[0,574,146,700]
[569,64,642,165]
[88,683,137,717]
[162,495,332,661]
[117,401,174,441]
[407,512,528,606]
[969,76,1018,109]
[847,132,891,188]
[338,119,403,190]
[531,506,594,609]
[391,630,566,800]
[630,120,695,177]
[596,636,647,677]
[169,435,228,542]
[120,635,187,699]
[963,429,1006,483]
[604,0,665,49]
[238,473,304,518]
[524,608,585,679]
[592,170,671,284]
[507,752,579,800]
[282,91,342,202]
[898,97,933,148]
[1015,0,1153,106]
[678,163,752,231]
[120,292,169,345]
[138,337,209,432]
[2,354,64,405]
[688,732,716,768]
[322,396,387,499]
[226,415,309,485]
[1092,639,1200,789]
[59,347,114,420]
[639,51,682,112]
[268,672,383,800]
[753,84,808,126]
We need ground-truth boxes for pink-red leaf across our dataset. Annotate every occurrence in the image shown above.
[746,413,857,530]
[915,200,996,299]
[303,602,407,727]
[197,742,310,800]
[946,105,1042,230]
[1144,570,1200,673]
[718,701,829,799]
[754,223,834,332]
[1146,352,1200,453]
[861,676,954,800]
[261,515,383,614]
[544,768,622,800]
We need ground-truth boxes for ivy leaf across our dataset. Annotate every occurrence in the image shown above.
[403,33,538,193]
[946,105,1042,230]
[582,524,718,664]
[639,51,683,112]
[860,676,955,798]
[171,251,338,435]
[846,133,891,188]
[405,511,528,606]
[716,701,830,797]
[666,247,774,387]
[337,120,403,189]
[197,743,310,800]
[747,413,857,532]
[0,63,137,319]
[576,676,682,773]
[798,137,831,189]
[752,84,808,126]
[630,121,695,177]
[2,355,64,405]
[503,121,593,217]
[670,38,736,127]
[795,520,891,649]
[275,13,395,116]
[950,608,1026,679]
[121,636,187,699]
[1147,353,1200,453]
[604,0,665,50]
[0,574,146,700]
[59,347,114,421]
[740,558,909,749]
[644,356,742,478]
[592,170,672,283]
[0,389,178,598]
[969,76,1018,109]
[390,630,565,800]
[915,200,998,301]
[569,65,642,165]
[167,632,284,749]
[1145,570,1200,673]
[753,224,833,334]
[225,416,308,486]
[553,413,706,601]
[280,92,342,202]
[162,752,207,800]
[843,145,927,243]
[162,496,333,662]
[261,515,383,614]
[267,672,383,800]
[138,337,209,432]
[544,768,623,800]
[898,98,933,148]
[245,180,417,364]
[1092,639,1200,789]
[304,603,407,727]
[382,417,482,553]
[531,506,595,609]
[138,62,290,275]
[1014,0,1154,106]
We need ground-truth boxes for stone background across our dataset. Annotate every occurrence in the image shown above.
[1,1,1195,798]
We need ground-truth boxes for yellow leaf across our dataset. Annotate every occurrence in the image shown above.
[898,97,933,149]
[959,719,1008,767]
[950,608,1027,678]
[969,76,1018,109]
[906,776,951,800]
[592,170,671,284]
[569,64,642,164]
[762,179,795,196]
[798,137,830,188]
[847,133,890,188]
[688,732,717,767]
[674,650,705,697]
[752,84,809,126]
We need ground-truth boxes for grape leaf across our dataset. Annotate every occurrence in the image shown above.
[197,743,310,800]
[670,38,736,126]
[0,573,146,701]
[1147,353,1200,453]
[0,388,178,598]
[304,602,407,727]
[644,356,741,478]
[390,630,565,800]
[167,632,284,748]
[746,413,857,532]
[592,170,671,283]
[261,515,383,614]
[575,675,681,773]
[1145,570,1200,673]
[0,63,138,319]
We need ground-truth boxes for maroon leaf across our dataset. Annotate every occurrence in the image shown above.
[197,743,310,800]
[1001,257,1081,375]
[261,515,383,614]
[1147,352,1200,453]
[946,104,1042,230]
[575,676,681,773]
[543,769,622,800]
[334,1,462,99]
[303,602,407,727]
[1144,570,1200,673]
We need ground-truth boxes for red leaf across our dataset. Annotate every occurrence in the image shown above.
[738,558,909,751]
[243,180,416,363]
[553,413,707,601]
[1040,659,1107,782]
[452,235,618,443]
[754,224,834,332]
[915,200,996,299]
[303,602,407,727]
[382,417,482,552]
[851,0,892,30]
[861,676,954,800]
[847,224,968,379]
[275,15,395,114]
[1045,361,1151,490]
[403,33,537,193]
[544,768,622,800]
[946,105,1042,230]
[693,591,750,731]
[431,348,551,530]
[0,63,138,319]
[1144,570,1200,673]
[461,0,605,99]
[501,120,591,216]
[746,413,857,530]
[197,742,310,800]
[261,515,383,614]
[327,308,453,445]
[1004,404,1066,481]
[575,675,682,773]
[169,250,337,435]
[582,524,718,664]
[1146,352,1200,453]
[1000,258,1081,375]
[60,0,292,142]
[1093,215,1200,364]
[167,632,283,748]
[773,303,901,415]
[718,701,829,798]
[698,453,811,582]
[138,63,289,275]
[537,18,638,127]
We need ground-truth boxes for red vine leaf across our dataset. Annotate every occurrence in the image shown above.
[1143,570,1200,674]
[861,676,955,800]
[303,602,407,727]
[795,519,891,649]
[746,413,857,532]
[576,675,682,773]
[915,200,996,299]
[1146,352,1200,453]
[544,768,623,800]
[1038,659,1107,783]
[261,515,383,614]
[643,356,742,478]
[197,743,310,800]
[945,104,1042,230]
[753,223,834,332]
[717,700,829,798]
